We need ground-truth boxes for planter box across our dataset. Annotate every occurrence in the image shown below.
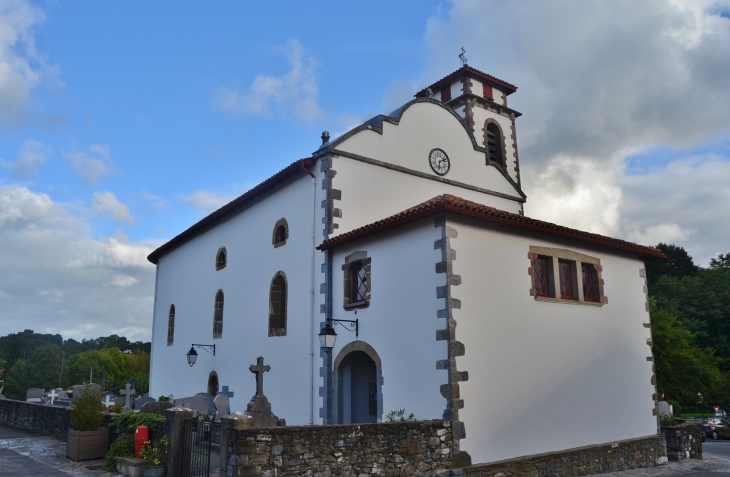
[66,427,109,461]
[115,457,145,477]
[144,465,167,477]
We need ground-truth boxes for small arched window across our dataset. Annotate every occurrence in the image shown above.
[269,272,287,336]
[213,290,224,338]
[167,305,175,345]
[272,218,289,248]
[216,247,227,270]
[485,121,505,167]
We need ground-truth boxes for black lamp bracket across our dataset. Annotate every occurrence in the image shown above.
[191,343,216,356]
[332,319,358,339]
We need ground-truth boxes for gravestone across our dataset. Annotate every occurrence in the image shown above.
[47,389,60,405]
[173,393,215,417]
[244,357,284,427]
[54,399,73,407]
[102,394,115,409]
[214,394,229,421]
[120,382,136,413]
[141,400,174,415]
[113,396,126,406]
[134,396,156,410]
[57,390,68,399]
[72,383,102,400]
[26,388,43,403]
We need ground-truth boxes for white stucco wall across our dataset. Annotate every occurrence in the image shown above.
[150,172,324,425]
[329,218,446,422]
[331,156,521,236]
[447,215,656,464]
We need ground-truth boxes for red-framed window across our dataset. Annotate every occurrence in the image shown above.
[534,257,550,297]
[440,85,451,102]
[559,260,575,300]
[483,83,493,99]
[582,264,599,302]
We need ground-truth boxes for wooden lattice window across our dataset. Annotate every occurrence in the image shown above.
[213,290,224,338]
[582,264,599,302]
[167,304,175,345]
[343,254,371,309]
[534,257,551,297]
[269,273,287,336]
[559,260,575,300]
[486,122,504,166]
[216,247,227,270]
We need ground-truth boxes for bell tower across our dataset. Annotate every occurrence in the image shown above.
[415,64,523,186]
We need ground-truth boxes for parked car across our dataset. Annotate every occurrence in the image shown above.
[706,418,730,440]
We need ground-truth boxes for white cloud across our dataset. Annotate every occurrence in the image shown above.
[0,185,160,341]
[0,0,57,128]
[1,139,51,177]
[215,39,324,124]
[64,144,116,186]
[182,190,236,215]
[91,191,134,224]
[422,0,730,265]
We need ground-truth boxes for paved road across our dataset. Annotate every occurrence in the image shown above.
[0,425,71,477]
[704,439,730,458]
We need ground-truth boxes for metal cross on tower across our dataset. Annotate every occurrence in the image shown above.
[459,47,468,66]
[249,356,270,397]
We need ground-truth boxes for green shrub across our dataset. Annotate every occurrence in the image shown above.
[110,412,164,435]
[71,385,105,431]
[660,415,678,426]
[667,399,682,417]
[158,395,170,402]
[102,433,134,472]
[384,409,417,422]
[140,435,169,468]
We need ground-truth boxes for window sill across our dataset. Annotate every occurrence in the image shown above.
[344,301,369,310]
[534,296,604,307]
[167,342,173,346]
[213,334,222,339]
[273,240,286,249]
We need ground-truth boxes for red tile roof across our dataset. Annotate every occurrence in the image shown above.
[147,158,315,264]
[317,194,666,260]
[415,65,518,98]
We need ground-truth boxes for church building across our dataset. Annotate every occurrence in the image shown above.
[147,65,664,465]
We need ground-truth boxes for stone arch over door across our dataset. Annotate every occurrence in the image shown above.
[333,341,383,424]
[208,371,219,396]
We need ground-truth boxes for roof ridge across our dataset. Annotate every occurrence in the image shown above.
[318,193,665,259]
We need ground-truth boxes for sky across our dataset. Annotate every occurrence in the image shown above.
[0,0,729,342]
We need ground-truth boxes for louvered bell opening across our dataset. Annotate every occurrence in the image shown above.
[486,123,503,166]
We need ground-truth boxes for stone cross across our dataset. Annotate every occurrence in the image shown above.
[249,357,270,397]
[48,389,59,405]
[102,394,114,408]
[220,386,234,398]
[121,382,136,408]
[100,373,109,390]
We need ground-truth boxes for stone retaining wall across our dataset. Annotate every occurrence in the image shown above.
[462,434,667,477]
[227,420,455,477]
[0,398,113,441]
[661,422,702,461]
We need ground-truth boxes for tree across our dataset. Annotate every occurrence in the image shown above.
[710,253,730,270]
[645,243,700,285]
[27,344,63,390]
[650,299,722,406]
[4,359,29,400]
[66,348,133,392]
[651,268,730,367]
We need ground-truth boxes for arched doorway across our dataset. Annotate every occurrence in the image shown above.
[334,342,382,424]
[207,371,219,396]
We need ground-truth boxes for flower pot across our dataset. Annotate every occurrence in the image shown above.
[66,427,109,461]
[143,465,167,477]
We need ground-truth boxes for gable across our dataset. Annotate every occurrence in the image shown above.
[332,100,523,199]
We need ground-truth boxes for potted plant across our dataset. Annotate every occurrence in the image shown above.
[67,384,108,461]
[140,435,169,477]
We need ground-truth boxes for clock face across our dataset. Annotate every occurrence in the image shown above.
[429,148,450,176]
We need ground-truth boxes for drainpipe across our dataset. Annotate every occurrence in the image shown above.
[302,158,316,424]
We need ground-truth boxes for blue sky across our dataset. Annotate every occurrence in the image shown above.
[1,0,729,341]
